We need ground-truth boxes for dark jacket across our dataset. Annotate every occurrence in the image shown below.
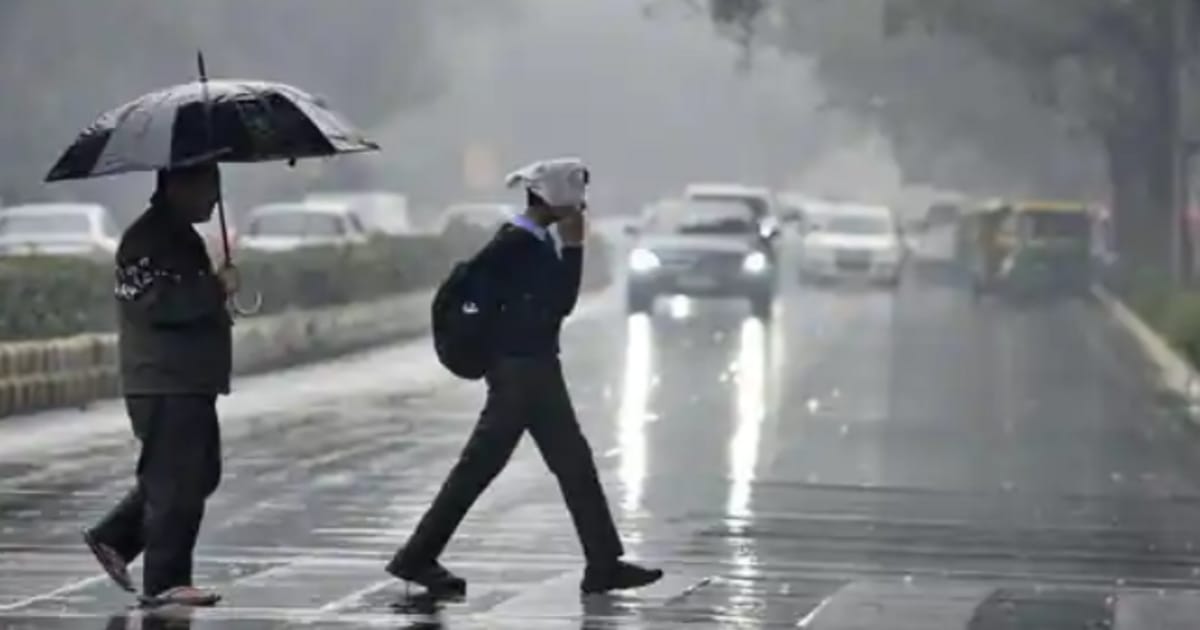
[476,223,583,359]
[115,204,232,396]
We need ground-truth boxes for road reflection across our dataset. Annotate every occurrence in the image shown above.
[104,609,195,630]
[617,313,654,515]
[728,316,768,520]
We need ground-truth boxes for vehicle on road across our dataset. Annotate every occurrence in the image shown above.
[684,182,775,221]
[955,201,1009,298]
[798,204,906,287]
[238,202,370,253]
[0,203,119,258]
[303,191,413,236]
[925,201,962,228]
[438,202,517,236]
[775,192,829,234]
[991,200,1094,303]
[624,197,779,319]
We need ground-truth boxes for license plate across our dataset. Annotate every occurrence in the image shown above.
[836,252,871,271]
[677,274,718,290]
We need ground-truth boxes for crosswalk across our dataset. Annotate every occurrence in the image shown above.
[5,551,1200,628]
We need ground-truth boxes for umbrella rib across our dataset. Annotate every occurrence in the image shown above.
[253,90,296,162]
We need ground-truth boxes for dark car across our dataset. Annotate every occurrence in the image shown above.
[624,198,779,319]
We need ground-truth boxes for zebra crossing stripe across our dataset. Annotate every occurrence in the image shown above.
[796,579,993,629]
[1114,590,1200,630]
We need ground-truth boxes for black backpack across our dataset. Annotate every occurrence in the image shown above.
[431,258,495,380]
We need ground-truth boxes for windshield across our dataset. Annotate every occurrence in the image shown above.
[825,214,894,236]
[689,194,769,218]
[648,200,756,235]
[1027,212,1089,239]
[0,213,91,236]
[249,212,345,237]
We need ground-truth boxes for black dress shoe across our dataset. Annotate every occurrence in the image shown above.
[580,560,663,594]
[386,557,467,598]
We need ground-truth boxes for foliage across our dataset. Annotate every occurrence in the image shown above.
[0,256,115,340]
[1160,293,1200,368]
[0,228,613,342]
[693,1,1102,197]
[1109,267,1200,368]
[694,0,1197,274]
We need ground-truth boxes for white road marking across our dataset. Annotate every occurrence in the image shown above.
[1114,590,1200,630]
[317,578,396,613]
[0,574,109,612]
[794,579,993,630]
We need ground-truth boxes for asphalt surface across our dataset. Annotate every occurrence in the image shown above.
[5,232,1200,628]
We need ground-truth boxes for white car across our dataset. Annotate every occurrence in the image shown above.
[303,191,413,236]
[0,203,119,258]
[238,202,370,253]
[439,202,517,235]
[799,205,906,287]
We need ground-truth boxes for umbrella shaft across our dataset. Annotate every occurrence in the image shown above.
[216,198,231,267]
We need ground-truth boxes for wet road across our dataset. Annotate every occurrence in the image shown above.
[5,239,1200,628]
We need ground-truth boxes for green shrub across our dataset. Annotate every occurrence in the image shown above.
[1158,293,1200,368]
[0,256,114,340]
[1110,266,1174,330]
[0,227,614,342]
[238,234,459,313]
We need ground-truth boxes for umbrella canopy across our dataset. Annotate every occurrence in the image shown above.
[45,79,379,182]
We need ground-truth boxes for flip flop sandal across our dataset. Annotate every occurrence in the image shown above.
[82,531,135,592]
[138,586,222,608]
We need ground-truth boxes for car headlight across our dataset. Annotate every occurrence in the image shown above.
[742,251,769,274]
[629,248,661,273]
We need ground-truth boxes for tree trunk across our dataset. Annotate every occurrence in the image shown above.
[1107,127,1174,277]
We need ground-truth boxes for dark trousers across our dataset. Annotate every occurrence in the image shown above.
[396,357,624,567]
[88,395,222,596]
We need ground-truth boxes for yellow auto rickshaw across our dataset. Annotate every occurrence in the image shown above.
[992,200,1094,301]
[954,200,1010,297]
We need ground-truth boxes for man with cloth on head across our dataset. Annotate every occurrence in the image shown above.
[385,158,664,597]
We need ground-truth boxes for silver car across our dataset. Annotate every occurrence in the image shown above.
[0,203,119,258]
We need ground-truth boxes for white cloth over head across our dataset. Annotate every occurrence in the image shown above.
[505,157,590,208]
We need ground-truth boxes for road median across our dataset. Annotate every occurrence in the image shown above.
[1094,285,1200,419]
[0,261,613,420]
[0,290,433,419]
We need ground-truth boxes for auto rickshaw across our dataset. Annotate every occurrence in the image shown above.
[992,200,1093,302]
[954,201,1010,298]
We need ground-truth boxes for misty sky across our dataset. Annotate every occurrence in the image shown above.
[368,0,895,220]
[18,0,919,224]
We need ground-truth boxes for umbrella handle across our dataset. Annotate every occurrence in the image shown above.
[232,289,263,317]
[219,263,263,317]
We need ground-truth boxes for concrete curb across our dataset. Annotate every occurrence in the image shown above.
[0,290,433,420]
[1093,285,1200,416]
[0,282,613,421]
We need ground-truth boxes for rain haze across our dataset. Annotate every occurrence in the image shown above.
[2,1,1200,628]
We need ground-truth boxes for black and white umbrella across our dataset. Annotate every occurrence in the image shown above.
[44,54,381,316]
[45,78,379,182]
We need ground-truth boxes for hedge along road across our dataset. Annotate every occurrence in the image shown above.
[0,231,615,419]
[5,234,1200,627]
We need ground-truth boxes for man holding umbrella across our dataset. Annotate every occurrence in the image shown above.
[83,163,233,607]
[386,158,663,598]
[45,66,380,606]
